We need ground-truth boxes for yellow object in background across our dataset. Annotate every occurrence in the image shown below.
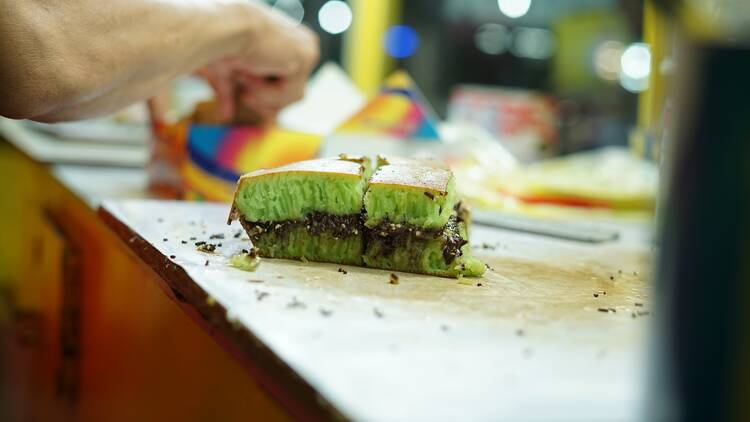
[344,0,401,94]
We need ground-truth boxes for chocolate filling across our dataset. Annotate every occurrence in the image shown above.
[240,208,468,265]
[240,212,363,242]
[366,215,467,263]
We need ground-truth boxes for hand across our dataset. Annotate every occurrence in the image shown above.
[196,5,319,123]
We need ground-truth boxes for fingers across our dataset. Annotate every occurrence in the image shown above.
[196,65,235,120]
[197,3,320,124]
[238,74,306,109]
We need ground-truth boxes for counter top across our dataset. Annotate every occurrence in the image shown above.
[100,199,652,421]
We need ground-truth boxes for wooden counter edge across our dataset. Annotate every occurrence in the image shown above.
[96,204,346,422]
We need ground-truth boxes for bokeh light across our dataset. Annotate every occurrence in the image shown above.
[619,43,651,92]
[383,25,420,59]
[511,27,554,60]
[593,40,625,81]
[318,0,353,35]
[272,0,305,24]
[497,0,532,19]
[474,23,509,55]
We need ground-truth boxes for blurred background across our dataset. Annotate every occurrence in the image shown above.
[3,0,750,421]
[277,0,644,153]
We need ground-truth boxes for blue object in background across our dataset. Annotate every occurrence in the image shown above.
[383,25,420,59]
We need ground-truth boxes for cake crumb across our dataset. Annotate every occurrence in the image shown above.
[320,309,333,317]
[337,267,348,275]
[287,297,306,309]
[389,273,399,285]
[373,308,384,318]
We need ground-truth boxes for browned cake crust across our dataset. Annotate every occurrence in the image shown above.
[239,158,363,181]
[368,164,452,193]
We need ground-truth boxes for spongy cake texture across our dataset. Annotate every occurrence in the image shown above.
[365,164,457,229]
[229,156,483,277]
[233,159,366,222]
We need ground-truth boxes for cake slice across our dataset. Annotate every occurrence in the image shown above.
[228,156,368,265]
[229,155,484,277]
[363,161,484,277]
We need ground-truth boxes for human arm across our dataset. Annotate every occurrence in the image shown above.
[0,0,318,122]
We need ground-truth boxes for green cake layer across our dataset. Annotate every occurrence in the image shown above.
[250,231,363,265]
[229,156,484,278]
[231,158,368,222]
[364,164,458,229]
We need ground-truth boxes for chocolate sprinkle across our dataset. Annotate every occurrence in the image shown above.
[389,273,399,284]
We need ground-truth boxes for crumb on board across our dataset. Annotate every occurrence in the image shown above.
[440,324,449,332]
[389,273,399,285]
[229,250,260,272]
[210,233,225,240]
[255,291,269,301]
[337,267,348,275]
[373,308,384,318]
[204,260,209,266]
[634,302,643,307]
[597,308,610,313]
[163,238,168,242]
[515,329,524,337]
[181,240,187,244]
[157,218,164,223]
[320,309,333,317]
[287,297,306,309]
[247,279,264,283]
[476,282,483,287]
[169,255,176,259]
[197,243,217,253]
[234,230,242,238]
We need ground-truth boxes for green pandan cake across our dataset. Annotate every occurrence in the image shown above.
[228,155,484,277]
